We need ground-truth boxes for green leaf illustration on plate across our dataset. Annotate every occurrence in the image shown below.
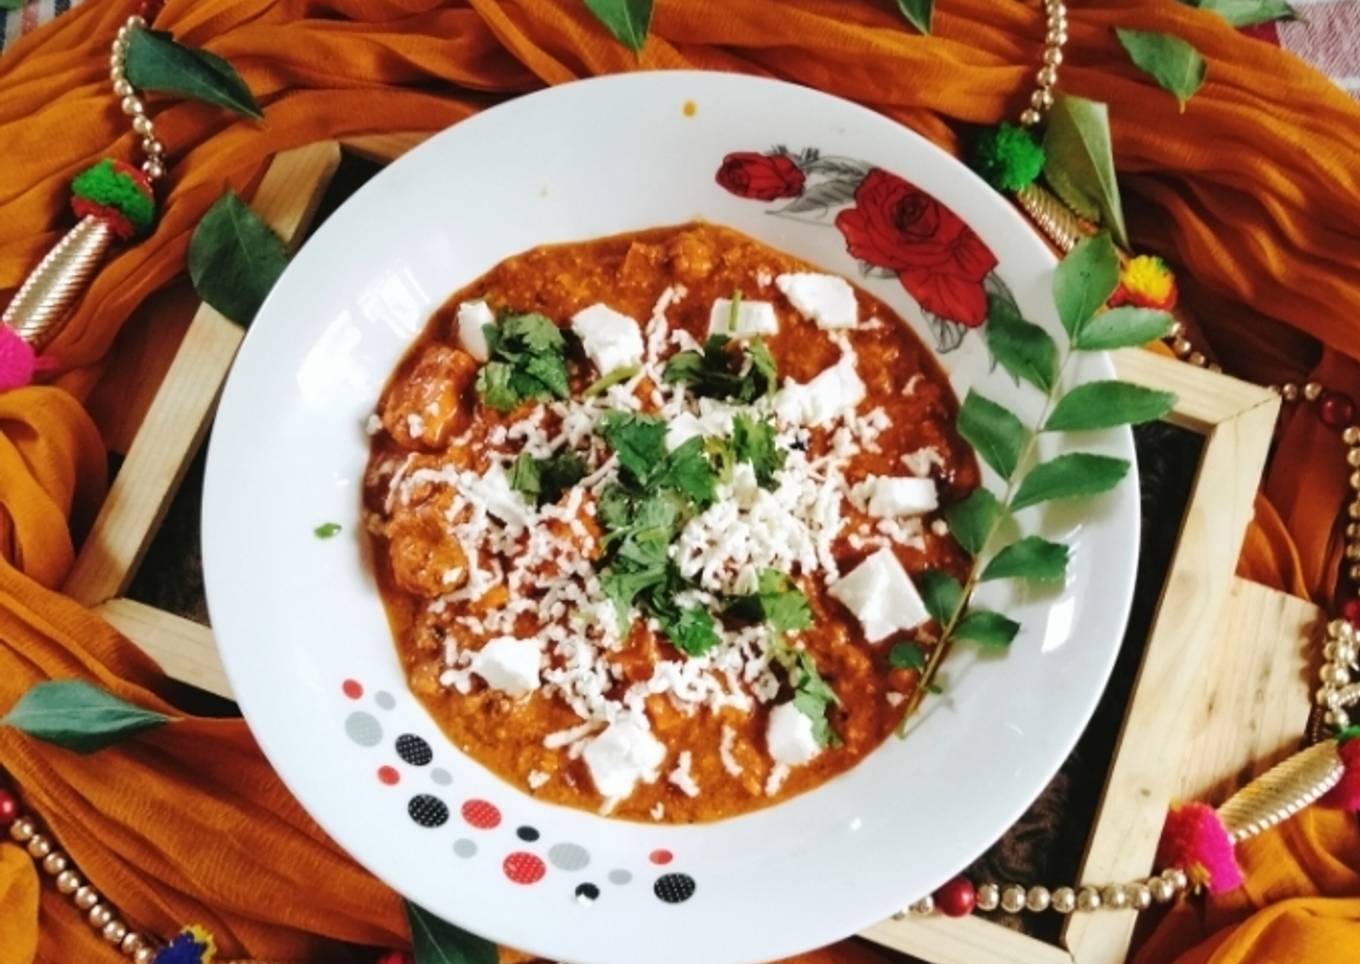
[1116,28,1207,109]
[1,680,173,753]
[189,190,290,326]
[124,27,262,119]
[1043,96,1129,248]
[583,0,654,53]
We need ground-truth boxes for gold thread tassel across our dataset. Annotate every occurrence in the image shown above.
[2,216,114,352]
[1014,183,1097,254]
[1216,739,1345,844]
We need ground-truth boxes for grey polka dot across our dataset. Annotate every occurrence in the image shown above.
[431,768,452,786]
[453,838,478,858]
[608,869,632,885]
[375,691,397,710]
[549,842,590,872]
[345,711,382,747]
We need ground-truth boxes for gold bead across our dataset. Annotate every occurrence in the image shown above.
[1346,426,1360,445]
[113,79,133,97]
[1149,876,1175,903]
[1208,363,1223,373]
[1188,351,1207,367]
[1322,665,1350,687]
[41,851,67,875]
[120,95,145,117]
[128,14,146,27]
[1030,88,1055,110]
[1043,47,1064,66]
[142,160,165,181]
[1171,337,1192,356]
[9,818,35,843]
[110,66,125,84]
[121,932,146,955]
[88,904,114,928]
[74,886,101,911]
[109,53,124,71]
[976,883,1000,911]
[1036,65,1059,88]
[1317,685,1336,707]
[111,38,128,56]
[132,115,154,137]
[1047,28,1069,45]
[908,895,934,915]
[1076,886,1102,911]
[1304,382,1324,401]
[1026,886,1051,912]
[1328,708,1352,728]
[1129,882,1152,909]
[1347,542,1360,560]
[1162,867,1189,890]
[1348,500,1360,520]
[1051,886,1077,913]
[56,870,81,894]
[1102,884,1129,909]
[1019,108,1042,127]
[1001,884,1027,913]
[135,946,157,964]
[26,835,51,859]
[1330,618,1350,637]
[102,919,128,944]
[1281,383,1299,401]
[1167,320,1184,338]
[1350,563,1360,581]
[142,137,165,156]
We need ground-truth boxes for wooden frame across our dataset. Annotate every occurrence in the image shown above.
[77,139,1307,964]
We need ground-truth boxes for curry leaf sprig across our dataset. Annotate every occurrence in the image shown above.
[906,233,1177,719]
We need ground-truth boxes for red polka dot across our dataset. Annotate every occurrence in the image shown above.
[649,849,673,865]
[503,851,546,884]
[342,679,363,699]
[377,766,400,786]
[462,799,502,829]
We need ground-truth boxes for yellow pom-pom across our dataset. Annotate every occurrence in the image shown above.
[185,924,217,962]
[1111,255,1178,311]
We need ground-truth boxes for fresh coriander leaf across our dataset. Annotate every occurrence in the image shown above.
[917,570,964,626]
[793,650,840,706]
[942,487,1001,556]
[313,522,342,539]
[981,536,1070,583]
[600,561,667,618]
[663,335,776,402]
[788,651,841,747]
[732,413,786,487]
[1,680,173,753]
[583,0,654,53]
[704,435,736,483]
[957,390,1029,479]
[744,338,779,401]
[405,900,497,964]
[509,452,587,506]
[655,437,719,508]
[896,0,933,33]
[125,27,262,119]
[188,190,289,326]
[508,453,542,501]
[585,365,639,397]
[727,570,813,635]
[599,411,668,483]
[985,291,1058,392]
[1116,28,1207,109]
[889,641,928,671]
[1012,452,1131,511]
[1044,381,1176,431]
[1053,233,1120,341]
[502,311,566,353]
[664,606,721,657]
[475,362,518,412]
[953,609,1020,648]
[727,289,743,333]
[662,350,704,385]
[521,350,571,400]
[1188,0,1296,27]
[1075,306,1176,351]
[475,311,570,412]
[1043,97,1129,248]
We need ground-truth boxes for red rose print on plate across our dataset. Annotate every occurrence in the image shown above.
[715,152,807,201]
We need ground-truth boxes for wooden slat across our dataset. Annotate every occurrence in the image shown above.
[339,131,430,165]
[1112,348,1277,435]
[64,142,342,606]
[861,915,1072,964]
[96,598,233,700]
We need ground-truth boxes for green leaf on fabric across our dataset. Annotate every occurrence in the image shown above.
[1043,96,1129,247]
[896,0,934,33]
[1053,233,1120,341]
[985,291,1058,392]
[124,27,262,119]
[583,0,654,53]
[888,641,928,671]
[1115,28,1207,109]
[957,391,1029,479]
[918,570,964,626]
[1187,0,1296,28]
[1045,380,1176,431]
[942,487,1001,556]
[981,536,1070,583]
[187,190,289,326]
[1,681,173,753]
[1012,452,1131,511]
[406,901,497,964]
[953,610,1021,649]
[1075,306,1176,350]
[313,522,342,539]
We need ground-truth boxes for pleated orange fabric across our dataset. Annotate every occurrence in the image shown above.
[1,1,1358,961]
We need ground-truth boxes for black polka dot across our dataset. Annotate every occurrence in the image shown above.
[396,733,433,766]
[407,794,449,828]
[654,873,696,904]
[575,882,600,904]
[516,825,540,842]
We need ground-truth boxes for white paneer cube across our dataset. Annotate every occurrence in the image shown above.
[471,464,531,528]
[775,273,859,330]
[457,300,494,362]
[828,547,930,642]
[696,397,738,437]
[582,717,667,800]
[773,353,866,427]
[470,637,542,697]
[853,475,939,517]
[708,297,779,339]
[571,303,645,375]
[766,701,822,766]
[665,412,704,451]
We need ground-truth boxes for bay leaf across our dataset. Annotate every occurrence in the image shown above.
[583,0,654,53]
[407,901,497,964]
[1116,28,1207,109]
[1,680,173,753]
[1042,95,1129,248]
[188,190,290,326]
[125,27,262,119]
[1188,0,1297,28]
[897,0,934,33]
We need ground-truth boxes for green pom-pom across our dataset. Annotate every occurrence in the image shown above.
[1338,725,1360,745]
[968,123,1046,193]
[71,159,155,234]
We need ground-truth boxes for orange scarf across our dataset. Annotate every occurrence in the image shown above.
[2,1,1358,961]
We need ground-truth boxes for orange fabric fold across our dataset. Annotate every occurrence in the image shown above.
[2,0,1360,962]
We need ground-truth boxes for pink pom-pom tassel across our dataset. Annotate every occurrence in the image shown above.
[1155,801,1244,895]
[1321,738,1360,811]
[0,326,38,392]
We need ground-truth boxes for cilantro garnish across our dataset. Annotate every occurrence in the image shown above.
[731,413,786,488]
[888,641,927,671]
[785,649,842,748]
[598,413,720,507]
[654,437,719,508]
[660,603,721,658]
[727,569,812,636]
[584,365,639,397]
[475,310,570,412]
[727,289,743,333]
[663,334,778,403]
[313,522,342,539]
[508,452,587,507]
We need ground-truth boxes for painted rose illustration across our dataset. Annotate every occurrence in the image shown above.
[715,152,807,201]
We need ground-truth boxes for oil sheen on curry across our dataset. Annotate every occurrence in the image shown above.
[362,223,978,823]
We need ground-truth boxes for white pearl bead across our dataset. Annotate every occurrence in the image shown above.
[1076,886,1102,911]
[1047,28,1069,45]
[129,14,146,27]
[909,895,934,915]
[109,53,124,70]
[134,946,157,964]
[1324,665,1351,687]
[142,137,165,156]
[1327,708,1351,728]
[1102,884,1129,909]
[121,96,145,117]
[41,851,67,875]
[88,904,113,928]
[9,818,35,843]
[26,835,51,859]
[976,883,1000,911]
[117,24,131,40]
[1001,884,1026,913]
[1036,66,1058,88]
[1020,108,1043,127]
[1129,882,1152,909]
[132,115,155,136]
[121,932,146,955]
[56,870,81,895]
[1051,887,1076,913]
[1316,686,1336,707]
[1163,867,1189,890]
[1043,47,1064,66]
[102,919,128,944]
[1026,886,1051,912]
[74,886,100,910]
[113,79,133,97]
[1326,641,1341,661]
[1030,89,1055,110]
[1149,876,1175,903]
[142,160,165,181]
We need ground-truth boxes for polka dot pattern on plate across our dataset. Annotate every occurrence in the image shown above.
[608,869,632,885]
[649,849,673,865]
[344,711,382,747]
[548,843,589,871]
[342,679,363,699]
[461,799,501,829]
[453,838,478,858]
[377,766,400,786]
[374,690,396,710]
[503,852,546,885]
[431,768,452,786]
[516,825,539,842]
[408,794,449,828]
[654,873,696,904]
[575,883,600,904]
[396,733,433,767]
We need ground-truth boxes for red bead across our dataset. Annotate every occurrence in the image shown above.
[1344,599,1360,626]
[934,876,977,917]
[0,790,18,828]
[1320,391,1356,429]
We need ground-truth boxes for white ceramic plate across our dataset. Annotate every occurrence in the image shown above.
[203,72,1138,964]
